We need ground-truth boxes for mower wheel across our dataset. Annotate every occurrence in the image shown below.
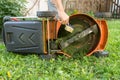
[3,16,11,23]
[37,11,56,18]
[2,27,6,45]
[93,51,109,58]
[40,54,57,60]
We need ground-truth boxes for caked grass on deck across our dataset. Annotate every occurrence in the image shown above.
[0,20,120,80]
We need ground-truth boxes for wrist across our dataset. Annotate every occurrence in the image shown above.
[58,11,66,14]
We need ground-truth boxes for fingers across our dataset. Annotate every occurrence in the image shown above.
[54,17,69,25]
[53,13,69,25]
[61,18,69,24]
[57,17,69,24]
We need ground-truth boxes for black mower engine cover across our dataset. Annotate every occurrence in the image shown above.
[3,21,44,54]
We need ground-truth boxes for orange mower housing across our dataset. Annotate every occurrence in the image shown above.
[3,12,108,58]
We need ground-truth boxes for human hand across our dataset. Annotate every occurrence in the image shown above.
[58,11,69,24]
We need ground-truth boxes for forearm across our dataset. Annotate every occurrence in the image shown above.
[50,0,69,24]
[52,0,64,12]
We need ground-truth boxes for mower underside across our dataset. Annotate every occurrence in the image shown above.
[3,12,108,58]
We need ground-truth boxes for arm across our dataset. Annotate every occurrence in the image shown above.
[52,0,69,24]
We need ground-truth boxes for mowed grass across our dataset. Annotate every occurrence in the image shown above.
[0,20,120,80]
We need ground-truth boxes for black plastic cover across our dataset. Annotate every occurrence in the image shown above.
[3,21,44,54]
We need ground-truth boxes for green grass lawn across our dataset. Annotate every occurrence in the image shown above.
[0,20,120,80]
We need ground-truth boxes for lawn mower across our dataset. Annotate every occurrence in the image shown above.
[2,11,108,59]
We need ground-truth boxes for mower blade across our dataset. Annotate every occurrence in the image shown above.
[60,24,98,49]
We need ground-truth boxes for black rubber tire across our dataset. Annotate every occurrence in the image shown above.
[2,27,6,45]
[40,54,57,60]
[3,16,11,23]
[37,11,56,18]
[93,51,109,58]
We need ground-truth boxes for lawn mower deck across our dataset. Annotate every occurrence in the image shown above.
[2,11,108,59]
